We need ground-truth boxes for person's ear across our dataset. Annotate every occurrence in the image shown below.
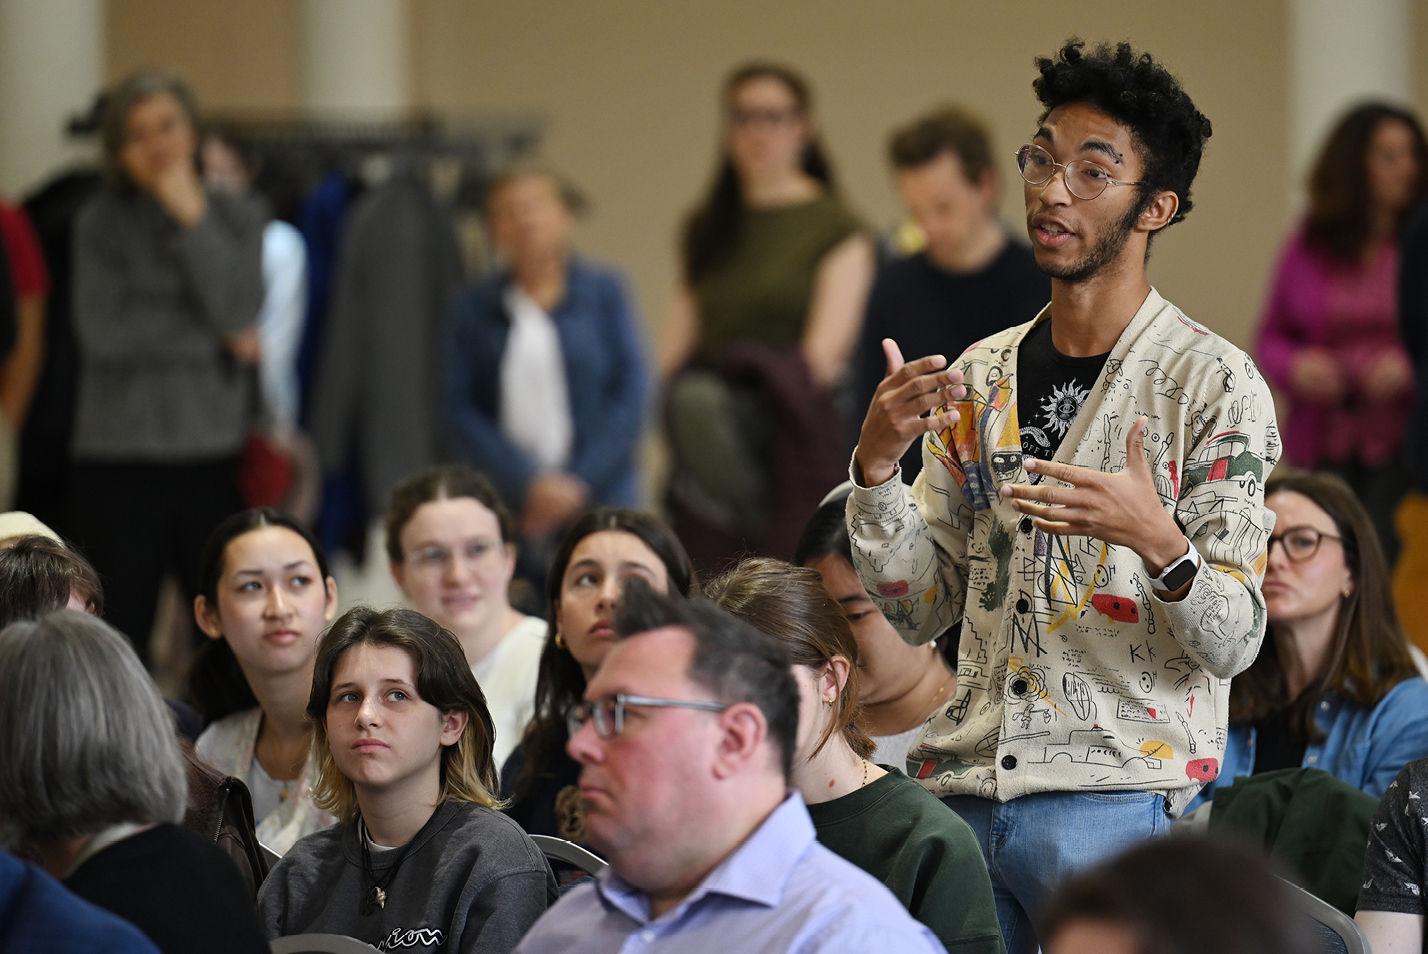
[1137,191,1179,232]
[389,559,409,597]
[825,656,852,699]
[323,577,339,623]
[710,701,768,780]
[439,708,469,747]
[502,542,517,582]
[194,595,223,640]
[976,167,1000,205]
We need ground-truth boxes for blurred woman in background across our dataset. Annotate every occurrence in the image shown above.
[663,62,873,567]
[68,72,265,663]
[1255,103,1428,554]
[385,465,545,770]
[446,167,647,594]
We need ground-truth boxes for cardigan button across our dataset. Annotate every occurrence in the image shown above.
[1001,755,1018,770]
[1020,517,1034,534]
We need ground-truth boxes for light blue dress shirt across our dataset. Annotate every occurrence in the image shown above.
[1188,675,1428,812]
[512,792,947,954]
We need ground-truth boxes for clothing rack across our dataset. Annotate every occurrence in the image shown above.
[203,111,545,217]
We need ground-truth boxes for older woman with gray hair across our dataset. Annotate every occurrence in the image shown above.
[0,610,267,954]
[67,69,265,664]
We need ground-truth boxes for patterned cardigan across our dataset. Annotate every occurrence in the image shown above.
[848,288,1280,815]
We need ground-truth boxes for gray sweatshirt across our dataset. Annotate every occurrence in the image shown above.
[259,801,558,954]
[71,186,265,461]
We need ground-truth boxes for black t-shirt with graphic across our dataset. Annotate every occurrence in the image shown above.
[1016,318,1110,463]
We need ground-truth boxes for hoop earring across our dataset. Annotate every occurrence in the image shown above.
[554,632,566,650]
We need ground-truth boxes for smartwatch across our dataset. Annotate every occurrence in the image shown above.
[1149,536,1201,593]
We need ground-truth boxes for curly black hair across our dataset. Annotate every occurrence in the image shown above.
[1033,39,1212,233]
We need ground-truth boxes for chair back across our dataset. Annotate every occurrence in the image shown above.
[270,935,382,954]
[1277,877,1369,954]
[529,833,608,874]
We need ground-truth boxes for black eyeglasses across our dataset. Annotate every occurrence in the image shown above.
[1015,143,1142,200]
[567,693,729,739]
[1267,526,1344,563]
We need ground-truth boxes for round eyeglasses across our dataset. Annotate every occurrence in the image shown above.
[1015,143,1142,201]
[568,693,730,740]
[1266,526,1344,563]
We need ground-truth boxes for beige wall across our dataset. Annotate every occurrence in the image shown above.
[108,0,1421,356]
[107,0,298,111]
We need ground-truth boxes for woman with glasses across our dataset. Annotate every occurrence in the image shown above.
[1254,104,1428,552]
[662,62,873,566]
[385,465,545,769]
[501,509,693,843]
[1187,471,1428,810]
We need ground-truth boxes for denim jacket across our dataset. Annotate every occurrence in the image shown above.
[445,257,648,509]
[1188,675,1428,811]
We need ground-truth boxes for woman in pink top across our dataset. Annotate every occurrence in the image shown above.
[1256,104,1428,496]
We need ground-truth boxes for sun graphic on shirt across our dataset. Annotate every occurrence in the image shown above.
[1041,381,1090,438]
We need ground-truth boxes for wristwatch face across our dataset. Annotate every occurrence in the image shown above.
[1162,558,1197,591]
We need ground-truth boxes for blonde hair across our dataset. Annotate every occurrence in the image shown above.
[307,606,503,822]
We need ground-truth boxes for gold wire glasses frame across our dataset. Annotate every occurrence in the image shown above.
[1015,143,1142,200]
[567,693,730,739]
[1266,526,1344,563]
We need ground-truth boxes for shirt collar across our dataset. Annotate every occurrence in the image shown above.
[594,791,815,924]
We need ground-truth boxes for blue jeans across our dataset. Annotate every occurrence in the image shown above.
[943,791,1172,954]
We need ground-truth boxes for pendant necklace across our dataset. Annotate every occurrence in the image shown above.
[359,816,416,916]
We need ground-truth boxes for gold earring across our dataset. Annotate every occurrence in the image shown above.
[554,632,566,649]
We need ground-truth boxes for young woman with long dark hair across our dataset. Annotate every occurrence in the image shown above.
[190,508,338,854]
[500,509,693,841]
[662,63,873,560]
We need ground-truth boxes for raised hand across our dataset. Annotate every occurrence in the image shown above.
[999,415,1190,580]
[854,338,966,488]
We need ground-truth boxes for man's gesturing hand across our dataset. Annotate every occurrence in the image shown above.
[999,415,1188,577]
[853,338,966,488]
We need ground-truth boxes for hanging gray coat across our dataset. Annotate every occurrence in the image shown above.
[308,167,463,518]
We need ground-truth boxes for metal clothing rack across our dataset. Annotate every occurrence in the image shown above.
[202,111,545,216]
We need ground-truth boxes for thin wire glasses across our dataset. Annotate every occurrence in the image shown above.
[1016,143,1142,200]
[1267,526,1344,563]
[567,693,730,739]
[403,540,500,578]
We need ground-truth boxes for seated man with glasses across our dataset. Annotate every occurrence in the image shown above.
[511,580,944,954]
[848,39,1278,954]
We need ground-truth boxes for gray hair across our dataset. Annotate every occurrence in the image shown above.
[99,70,200,180]
[0,610,187,848]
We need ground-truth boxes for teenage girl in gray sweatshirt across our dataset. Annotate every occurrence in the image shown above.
[259,606,558,953]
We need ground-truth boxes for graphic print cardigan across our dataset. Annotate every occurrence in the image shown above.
[848,288,1280,814]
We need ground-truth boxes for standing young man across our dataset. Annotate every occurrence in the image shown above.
[848,40,1279,954]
